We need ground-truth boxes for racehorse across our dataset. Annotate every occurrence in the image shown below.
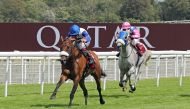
[115,31,151,92]
[50,37,106,106]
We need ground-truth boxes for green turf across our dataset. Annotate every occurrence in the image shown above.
[0,77,190,109]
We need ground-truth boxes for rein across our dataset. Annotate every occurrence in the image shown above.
[63,43,74,56]
[62,39,85,63]
[121,43,134,58]
[62,39,79,57]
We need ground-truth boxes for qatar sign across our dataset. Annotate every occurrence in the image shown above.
[0,23,190,51]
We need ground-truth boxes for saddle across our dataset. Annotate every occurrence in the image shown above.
[80,48,95,69]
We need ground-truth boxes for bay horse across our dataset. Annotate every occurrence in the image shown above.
[115,32,151,92]
[50,37,106,106]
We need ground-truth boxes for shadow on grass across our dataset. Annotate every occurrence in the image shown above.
[0,91,60,97]
[31,103,80,108]
[89,93,130,99]
[0,92,41,97]
[179,94,190,97]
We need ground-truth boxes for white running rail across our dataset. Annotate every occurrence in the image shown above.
[0,50,190,97]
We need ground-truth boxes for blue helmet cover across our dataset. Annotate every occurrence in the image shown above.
[69,24,80,36]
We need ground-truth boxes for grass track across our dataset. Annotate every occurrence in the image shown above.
[0,77,190,109]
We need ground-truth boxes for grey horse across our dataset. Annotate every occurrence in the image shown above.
[115,38,151,92]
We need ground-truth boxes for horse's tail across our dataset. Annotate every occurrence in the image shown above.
[144,50,152,66]
[101,69,107,78]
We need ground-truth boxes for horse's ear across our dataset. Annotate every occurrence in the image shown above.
[60,36,64,42]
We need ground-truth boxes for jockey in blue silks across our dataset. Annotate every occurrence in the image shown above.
[115,23,130,57]
[117,31,128,44]
[67,24,95,69]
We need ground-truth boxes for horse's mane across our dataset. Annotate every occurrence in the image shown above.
[61,38,82,58]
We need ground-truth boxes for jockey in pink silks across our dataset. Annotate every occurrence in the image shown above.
[116,22,147,57]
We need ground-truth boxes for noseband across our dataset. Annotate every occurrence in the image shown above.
[61,40,76,57]
[117,39,134,58]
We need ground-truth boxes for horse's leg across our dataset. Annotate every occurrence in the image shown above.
[69,76,80,106]
[50,74,68,99]
[119,71,125,87]
[128,75,135,93]
[130,66,141,92]
[121,66,136,93]
[128,75,132,86]
[134,66,141,86]
[79,79,88,105]
[93,75,105,104]
[122,74,130,92]
[144,51,151,66]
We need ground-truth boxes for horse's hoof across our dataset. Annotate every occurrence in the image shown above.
[85,99,88,105]
[122,87,127,92]
[50,96,55,100]
[50,94,56,100]
[122,88,125,92]
[130,85,136,92]
[100,99,105,104]
[119,83,123,87]
[132,87,136,91]
[68,102,73,106]
[129,90,134,93]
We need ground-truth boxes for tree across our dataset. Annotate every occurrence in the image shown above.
[0,0,27,22]
[119,0,159,22]
[25,0,55,22]
[0,1,4,22]
[95,0,122,22]
[159,0,190,21]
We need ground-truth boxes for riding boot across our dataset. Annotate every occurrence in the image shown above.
[81,48,95,69]
[135,43,146,57]
[135,43,146,66]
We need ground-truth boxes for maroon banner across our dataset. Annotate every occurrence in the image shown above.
[0,23,190,51]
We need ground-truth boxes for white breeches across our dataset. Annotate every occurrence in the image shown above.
[131,39,140,46]
[77,42,90,50]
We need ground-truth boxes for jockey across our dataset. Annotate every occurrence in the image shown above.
[129,26,147,56]
[116,22,146,57]
[67,24,95,69]
[116,22,131,57]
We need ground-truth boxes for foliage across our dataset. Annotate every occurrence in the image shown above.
[25,0,54,22]
[0,0,27,22]
[119,0,160,22]
[0,0,190,23]
[159,0,190,21]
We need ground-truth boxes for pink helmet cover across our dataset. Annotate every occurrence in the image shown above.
[121,22,131,29]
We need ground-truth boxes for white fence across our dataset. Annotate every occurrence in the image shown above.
[0,51,190,97]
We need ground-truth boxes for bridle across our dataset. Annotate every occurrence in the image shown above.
[61,39,77,57]
[116,38,134,58]
[121,42,134,58]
